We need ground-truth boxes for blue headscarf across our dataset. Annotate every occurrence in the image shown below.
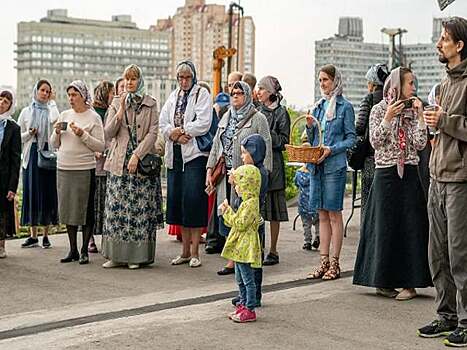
[30,81,51,151]
[241,133,266,167]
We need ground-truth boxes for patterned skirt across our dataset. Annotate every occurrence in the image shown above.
[102,171,164,264]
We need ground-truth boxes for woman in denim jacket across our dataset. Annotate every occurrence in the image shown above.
[306,64,355,281]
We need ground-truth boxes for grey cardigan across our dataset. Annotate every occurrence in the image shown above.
[207,108,272,215]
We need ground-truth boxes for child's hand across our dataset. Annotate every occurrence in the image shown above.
[228,172,235,185]
[219,199,229,215]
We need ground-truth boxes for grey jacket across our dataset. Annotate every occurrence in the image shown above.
[207,109,272,214]
[430,58,467,182]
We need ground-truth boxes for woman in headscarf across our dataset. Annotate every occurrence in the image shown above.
[207,80,272,275]
[256,76,290,266]
[306,64,356,281]
[354,64,389,224]
[0,89,21,258]
[87,81,115,253]
[160,60,212,268]
[353,67,432,300]
[102,64,163,269]
[18,80,60,249]
[50,80,105,264]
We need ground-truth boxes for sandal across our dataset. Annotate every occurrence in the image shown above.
[322,256,340,280]
[306,255,330,279]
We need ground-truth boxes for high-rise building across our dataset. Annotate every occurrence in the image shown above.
[152,0,255,84]
[314,17,445,108]
[16,9,172,110]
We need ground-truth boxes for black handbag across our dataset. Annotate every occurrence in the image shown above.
[37,149,57,170]
[347,134,369,171]
[124,111,161,177]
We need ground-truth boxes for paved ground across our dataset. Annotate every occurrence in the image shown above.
[0,200,441,350]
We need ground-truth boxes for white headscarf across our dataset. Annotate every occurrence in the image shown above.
[319,67,343,120]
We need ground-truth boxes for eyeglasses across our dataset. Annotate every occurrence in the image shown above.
[230,91,244,97]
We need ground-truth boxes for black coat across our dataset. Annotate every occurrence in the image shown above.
[355,89,384,157]
[0,120,21,237]
[259,104,290,191]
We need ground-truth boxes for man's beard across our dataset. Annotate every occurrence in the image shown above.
[438,53,449,64]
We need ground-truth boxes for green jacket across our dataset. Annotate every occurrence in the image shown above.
[221,165,262,268]
[430,58,467,182]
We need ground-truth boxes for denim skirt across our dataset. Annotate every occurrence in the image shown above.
[310,166,347,212]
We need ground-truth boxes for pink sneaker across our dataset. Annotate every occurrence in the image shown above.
[231,308,256,323]
[228,304,245,319]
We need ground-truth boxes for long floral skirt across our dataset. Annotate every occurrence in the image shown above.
[101,171,164,265]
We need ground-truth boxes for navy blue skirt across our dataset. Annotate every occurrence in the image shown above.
[21,143,59,226]
[166,145,208,228]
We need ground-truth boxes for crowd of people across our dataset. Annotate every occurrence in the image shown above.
[0,16,466,338]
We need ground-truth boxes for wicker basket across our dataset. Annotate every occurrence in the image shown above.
[285,114,324,164]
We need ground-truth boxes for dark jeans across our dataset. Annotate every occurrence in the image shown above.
[235,262,257,311]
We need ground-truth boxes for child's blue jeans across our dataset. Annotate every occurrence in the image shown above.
[235,262,257,311]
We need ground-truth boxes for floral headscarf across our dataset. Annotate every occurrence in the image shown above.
[383,67,418,179]
[67,80,92,107]
[365,64,389,87]
[318,66,343,120]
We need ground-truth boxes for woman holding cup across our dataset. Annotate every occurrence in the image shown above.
[50,80,105,264]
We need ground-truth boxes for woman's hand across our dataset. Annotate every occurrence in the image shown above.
[412,98,424,120]
[54,123,62,135]
[306,114,315,128]
[69,122,84,137]
[177,134,192,144]
[29,128,37,136]
[6,191,15,201]
[127,154,139,174]
[206,168,213,187]
[49,89,56,102]
[424,107,444,129]
[95,152,103,160]
[316,146,331,164]
[169,127,184,142]
[116,93,127,122]
[384,100,405,122]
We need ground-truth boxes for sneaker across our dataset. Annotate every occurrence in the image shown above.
[21,237,39,248]
[417,320,457,338]
[302,243,312,251]
[171,256,191,265]
[263,252,279,266]
[189,257,202,268]
[444,327,467,347]
[312,237,320,250]
[0,247,6,258]
[128,263,140,269]
[231,308,256,323]
[228,304,245,319]
[42,236,51,249]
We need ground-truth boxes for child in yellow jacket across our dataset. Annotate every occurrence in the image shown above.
[220,164,262,323]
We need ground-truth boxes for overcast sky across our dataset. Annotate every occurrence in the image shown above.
[1,0,466,107]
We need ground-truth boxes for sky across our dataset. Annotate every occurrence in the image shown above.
[1,0,467,107]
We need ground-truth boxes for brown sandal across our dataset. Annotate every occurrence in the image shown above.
[307,255,330,279]
[322,256,340,280]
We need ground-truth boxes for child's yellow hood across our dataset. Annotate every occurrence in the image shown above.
[233,164,261,200]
